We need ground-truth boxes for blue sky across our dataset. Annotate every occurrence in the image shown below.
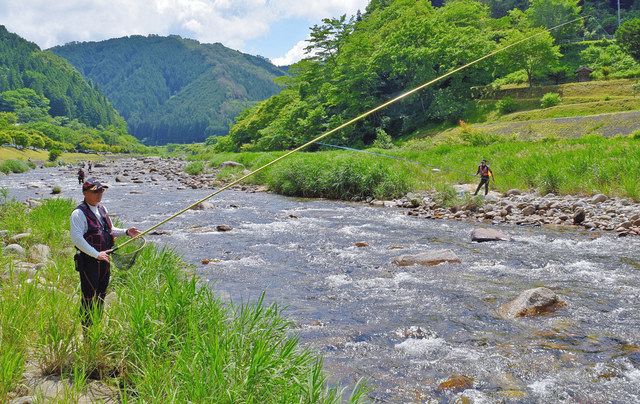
[0,0,369,65]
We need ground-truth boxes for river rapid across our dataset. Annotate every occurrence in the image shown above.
[4,162,640,403]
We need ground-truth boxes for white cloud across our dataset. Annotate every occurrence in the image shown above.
[271,39,313,66]
[0,0,369,52]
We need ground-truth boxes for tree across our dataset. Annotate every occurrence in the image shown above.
[616,18,640,62]
[12,130,30,148]
[526,0,582,42]
[304,15,354,64]
[497,28,562,87]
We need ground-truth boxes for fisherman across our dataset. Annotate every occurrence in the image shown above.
[77,167,85,184]
[70,178,140,327]
[473,159,493,196]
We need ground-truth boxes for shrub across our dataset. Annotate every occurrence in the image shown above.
[0,159,30,174]
[184,161,204,175]
[630,130,640,140]
[51,186,62,194]
[48,149,62,162]
[538,169,563,195]
[540,93,561,108]
[371,128,394,149]
[496,97,517,115]
[433,183,458,208]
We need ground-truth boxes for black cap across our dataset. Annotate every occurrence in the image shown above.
[82,178,109,192]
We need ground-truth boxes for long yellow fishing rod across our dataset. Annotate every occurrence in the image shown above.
[114,16,584,252]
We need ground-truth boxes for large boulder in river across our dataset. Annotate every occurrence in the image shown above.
[471,228,510,242]
[393,249,460,267]
[498,287,565,318]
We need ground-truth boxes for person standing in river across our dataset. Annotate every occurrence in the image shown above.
[473,159,493,196]
[77,167,85,184]
[70,178,140,328]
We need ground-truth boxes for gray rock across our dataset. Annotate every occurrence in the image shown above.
[10,232,31,242]
[521,205,536,216]
[29,244,51,263]
[191,201,215,210]
[219,161,244,168]
[115,176,125,182]
[504,189,522,197]
[592,194,608,203]
[393,249,461,267]
[498,287,565,318]
[9,396,35,404]
[471,228,510,242]
[216,224,232,232]
[5,244,26,256]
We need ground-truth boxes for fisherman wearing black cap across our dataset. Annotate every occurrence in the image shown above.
[70,178,140,327]
[473,159,493,196]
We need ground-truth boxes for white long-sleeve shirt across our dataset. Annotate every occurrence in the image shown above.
[70,203,126,258]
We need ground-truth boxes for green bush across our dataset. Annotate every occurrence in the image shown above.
[48,148,62,162]
[0,159,30,174]
[496,97,517,115]
[433,183,458,207]
[51,186,62,194]
[371,128,394,149]
[538,169,563,195]
[540,93,562,108]
[184,161,204,175]
[630,130,640,140]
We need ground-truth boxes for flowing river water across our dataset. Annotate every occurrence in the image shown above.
[3,164,640,403]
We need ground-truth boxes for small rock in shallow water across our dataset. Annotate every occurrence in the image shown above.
[354,242,368,247]
[216,225,232,232]
[498,287,565,318]
[393,249,460,267]
[437,375,474,392]
[471,228,510,242]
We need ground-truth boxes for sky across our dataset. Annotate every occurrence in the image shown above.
[0,0,369,66]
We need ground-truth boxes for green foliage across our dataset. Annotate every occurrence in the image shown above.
[48,148,62,162]
[525,0,583,42]
[51,35,286,144]
[230,0,500,151]
[433,183,459,207]
[51,185,62,194]
[266,154,411,200]
[371,128,394,149]
[496,97,517,114]
[496,28,562,88]
[616,18,640,63]
[184,161,204,175]
[630,130,640,140]
[541,92,562,108]
[0,159,30,173]
[537,169,564,194]
[580,42,640,80]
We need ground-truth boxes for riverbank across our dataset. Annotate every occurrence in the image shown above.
[0,197,360,401]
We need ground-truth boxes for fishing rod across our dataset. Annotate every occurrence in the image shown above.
[114,16,585,252]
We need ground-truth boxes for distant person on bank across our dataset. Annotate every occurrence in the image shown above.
[70,178,140,327]
[77,168,85,184]
[473,159,493,196]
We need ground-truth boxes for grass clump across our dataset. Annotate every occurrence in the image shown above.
[184,161,204,175]
[266,153,411,200]
[540,92,562,108]
[496,97,517,115]
[0,198,362,402]
[0,159,30,174]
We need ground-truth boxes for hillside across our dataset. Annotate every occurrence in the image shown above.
[0,25,125,129]
[51,35,287,145]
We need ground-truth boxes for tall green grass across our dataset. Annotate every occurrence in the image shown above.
[0,198,363,402]
[0,159,30,174]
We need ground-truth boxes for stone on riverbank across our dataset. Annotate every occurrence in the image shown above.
[191,201,214,210]
[393,249,460,267]
[5,244,26,257]
[573,208,586,224]
[216,224,232,232]
[498,287,565,318]
[10,232,31,242]
[220,161,243,168]
[471,228,510,242]
[28,244,50,263]
[592,194,608,203]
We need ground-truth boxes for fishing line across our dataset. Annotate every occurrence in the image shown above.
[115,16,585,252]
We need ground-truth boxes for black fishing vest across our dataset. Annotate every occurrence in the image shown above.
[75,201,114,253]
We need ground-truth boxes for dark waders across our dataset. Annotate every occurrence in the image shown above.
[474,176,490,196]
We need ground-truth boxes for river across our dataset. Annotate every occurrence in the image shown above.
[3,163,640,403]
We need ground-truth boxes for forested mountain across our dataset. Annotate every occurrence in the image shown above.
[0,25,125,128]
[51,35,286,144]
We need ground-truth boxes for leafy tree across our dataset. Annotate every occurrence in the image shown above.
[0,112,17,128]
[12,130,30,148]
[616,18,640,62]
[305,15,354,64]
[496,28,561,87]
[0,131,12,145]
[580,41,640,79]
[526,0,582,42]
